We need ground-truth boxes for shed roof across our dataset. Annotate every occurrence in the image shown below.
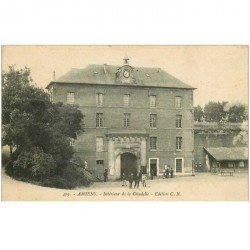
[204,147,248,161]
[46,64,195,89]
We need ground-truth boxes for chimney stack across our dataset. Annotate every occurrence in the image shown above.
[123,54,129,65]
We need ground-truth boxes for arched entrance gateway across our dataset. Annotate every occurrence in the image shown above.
[106,131,147,180]
[121,152,138,178]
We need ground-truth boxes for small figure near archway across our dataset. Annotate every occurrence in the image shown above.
[103,168,108,182]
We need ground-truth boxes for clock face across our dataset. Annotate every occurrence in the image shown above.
[123,70,130,78]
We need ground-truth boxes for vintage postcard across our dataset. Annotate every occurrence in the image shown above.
[1,45,248,201]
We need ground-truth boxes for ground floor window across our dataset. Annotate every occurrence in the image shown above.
[228,162,235,168]
[175,158,183,173]
[239,161,245,167]
[96,160,104,165]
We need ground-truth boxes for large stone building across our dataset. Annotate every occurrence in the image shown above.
[46,57,195,180]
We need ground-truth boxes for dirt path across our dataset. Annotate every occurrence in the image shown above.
[1,171,248,201]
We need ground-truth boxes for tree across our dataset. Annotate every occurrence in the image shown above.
[2,66,84,179]
[204,101,228,122]
[2,66,51,161]
[194,105,204,122]
[227,104,247,123]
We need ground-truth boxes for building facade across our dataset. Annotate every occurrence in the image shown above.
[46,58,195,180]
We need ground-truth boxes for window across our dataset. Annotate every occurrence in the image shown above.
[239,161,245,167]
[96,160,104,165]
[175,159,183,173]
[150,95,156,107]
[176,137,182,150]
[175,96,181,108]
[150,114,157,128]
[123,94,130,106]
[228,162,235,168]
[96,137,104,152]
[96,93,103,106]
[176,115,182,128]
[124,113,131,127]
[67,92,75,104]
[96,113,104,127]
[150,137,157,150]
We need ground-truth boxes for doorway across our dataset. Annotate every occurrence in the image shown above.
[121,153,137,178]
[149,158,158,176]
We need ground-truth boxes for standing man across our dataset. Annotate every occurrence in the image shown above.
[170,167,174,178]
[142,174,147,187]
[122,172,127,187]
[150,169,154,180]
[138,169,143,183]
[128,173,134,189]
[104,168,108,182]
[134,172,140,188]
[164,165,168,178]
[166,167,170,179]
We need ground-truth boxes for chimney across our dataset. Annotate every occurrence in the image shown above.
[123,54,129,65]
[53,71,56,80]
[103,64,107,75]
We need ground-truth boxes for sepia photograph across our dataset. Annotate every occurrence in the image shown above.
[1,45,248,201]
[1,1,250,250]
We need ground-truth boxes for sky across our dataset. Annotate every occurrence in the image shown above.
[2,45,248,107]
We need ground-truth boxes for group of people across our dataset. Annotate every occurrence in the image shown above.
[163,166,174,179]
[122,170,147,189]
[103,165,175,186]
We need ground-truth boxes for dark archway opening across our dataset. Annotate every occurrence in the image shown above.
[121,153,137,178]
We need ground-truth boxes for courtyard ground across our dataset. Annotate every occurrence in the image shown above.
[1,171,248,201]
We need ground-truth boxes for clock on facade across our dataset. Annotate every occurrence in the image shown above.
[123,70,130,78]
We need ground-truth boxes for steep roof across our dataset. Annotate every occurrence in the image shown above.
[204,147,248,161]
[46,64,195,89]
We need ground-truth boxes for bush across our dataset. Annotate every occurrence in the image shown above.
[41,164,92,189]
[61,163,93,187]
[42,176,76,189]
[12,148,56,181]
[9,148,93,189]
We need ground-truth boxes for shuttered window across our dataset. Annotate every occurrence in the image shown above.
[123,94,130,106]
[150,114,157,128]
[96,113,104,127]
[96,137,104,152]
[96,93,103,106]
[176,137,182,150]
[124,113,131,127]
[150,137,157,150]
[67,92,75,104]
[150,95,156,107]
[176,115,182,128]
[175,96,181,108]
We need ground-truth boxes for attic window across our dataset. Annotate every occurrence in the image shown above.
[146,73,150,77]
